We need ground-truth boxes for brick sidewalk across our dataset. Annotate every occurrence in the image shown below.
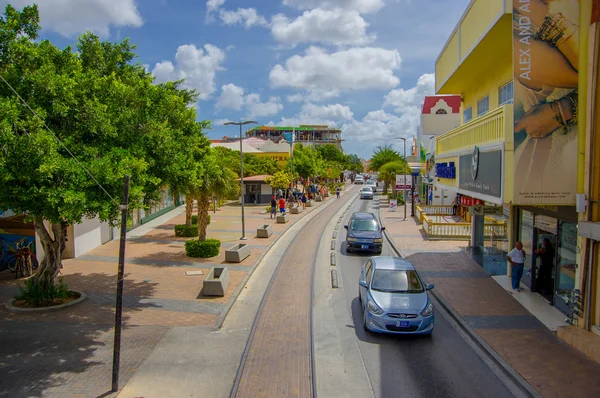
[380,199,600,398]
[0,194,336,397]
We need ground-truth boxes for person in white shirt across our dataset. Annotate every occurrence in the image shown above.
[507,242,526,292]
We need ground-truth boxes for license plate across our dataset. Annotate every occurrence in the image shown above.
[361,245,368,249]
[396,321,409,327]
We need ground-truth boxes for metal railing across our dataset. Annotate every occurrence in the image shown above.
[416,205,507,240]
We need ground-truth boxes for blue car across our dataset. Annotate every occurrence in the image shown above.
[344,212,383,254]
[358,256,435,335]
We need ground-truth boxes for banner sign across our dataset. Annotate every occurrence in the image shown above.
[395,175,412,190]
[459,148,502,198]
[389,199,397,212]
[512,0,580,205]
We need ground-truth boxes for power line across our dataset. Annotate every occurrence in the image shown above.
[0,73,120,206]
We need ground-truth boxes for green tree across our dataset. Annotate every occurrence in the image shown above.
[316,144,346,164]
[0,5,207,291]
[369,145,402,172]
[290,144,323,186]
[346,154,363,173]
[265,171,292,192]
[243,153,279,177]
[379,161,408,195]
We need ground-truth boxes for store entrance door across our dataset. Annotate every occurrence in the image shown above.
[532,214,558,303]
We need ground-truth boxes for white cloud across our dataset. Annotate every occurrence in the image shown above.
[245,94,283,118]
[206,0,226,22]
[287,90,340,103]
[271,9,375,46]
[216,84,245,110]
[270,47,401,92]
[215,85,283,118]
[219,8,269,28]
[383,73,435,113]
[341,110,418,143]
[7,0,142,37]
[152,44,226,100]
[282,0,384,14]
[301,103,354,121]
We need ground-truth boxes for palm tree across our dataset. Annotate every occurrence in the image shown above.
[369,145,402,172]
[195,152,238,241]
[379,160,408,195]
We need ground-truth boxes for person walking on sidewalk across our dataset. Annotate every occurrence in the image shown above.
[278,196,286,214]
[336,186,340,199]
[270,195,277,219]
[301,193,307,209]
[507,242,526,292]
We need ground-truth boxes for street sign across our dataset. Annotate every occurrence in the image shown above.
[468,204,503,216]
[395,175,412,190]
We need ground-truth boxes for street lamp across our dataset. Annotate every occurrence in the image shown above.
[224,120,258,240]
[396,137,407,221]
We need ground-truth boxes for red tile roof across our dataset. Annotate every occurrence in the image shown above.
[237,174,272,182]
[421,95,461,114]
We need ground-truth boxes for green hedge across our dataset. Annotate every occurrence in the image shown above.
[191,215,211,225]
[174,224,199,237]
[185,239,221,258]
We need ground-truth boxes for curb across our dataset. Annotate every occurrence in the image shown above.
[5,290,87,313]
[378,208,540,398]
[215,187,357,329]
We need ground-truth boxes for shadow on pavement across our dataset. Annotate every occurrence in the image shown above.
[0,272,159,397]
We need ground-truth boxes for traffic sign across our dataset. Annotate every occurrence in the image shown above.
[468,204,503,216]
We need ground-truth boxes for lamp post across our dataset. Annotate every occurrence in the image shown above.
[396,137,407,221]
[224,120,258,240]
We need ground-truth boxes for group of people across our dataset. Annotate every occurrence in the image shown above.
[268,185,342,218]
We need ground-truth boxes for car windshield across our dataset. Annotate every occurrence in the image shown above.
[370,269,424,293]
[350,219,379,231]
[366,181,375,185]
[361,187,372,192]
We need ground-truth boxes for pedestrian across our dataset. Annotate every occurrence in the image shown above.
[270,195,277,219]
[278,196,286,214]
[535,238,555,294]
[336,186,340,198]
[301,193,307,209]
[507,242,526,292]
[277,188,283,199]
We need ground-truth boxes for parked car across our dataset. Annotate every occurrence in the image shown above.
[344,212,383,254]
[355,175,364,184]
[359,186,374,200]
[358,256,435,335]
[365,180,377,192]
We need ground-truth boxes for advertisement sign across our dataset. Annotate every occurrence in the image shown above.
[512,0,580,205]
[395,175,412,190]
[389,199,397,212]
[459,148,502,198]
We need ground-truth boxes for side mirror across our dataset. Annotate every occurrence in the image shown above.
[381,227,386,231]
[426,283,435,290]
[359,280,368,288]
[344,225,348,230]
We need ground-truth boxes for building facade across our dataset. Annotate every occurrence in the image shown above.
[246,125,343,150]
[433,0,599,361]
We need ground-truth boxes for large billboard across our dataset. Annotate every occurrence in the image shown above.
[513,0,580,205]
[459,148,503,198]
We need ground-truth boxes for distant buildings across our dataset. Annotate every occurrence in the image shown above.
[245,125,343,150]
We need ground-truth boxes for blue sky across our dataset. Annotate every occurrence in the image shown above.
[3,0,470,158]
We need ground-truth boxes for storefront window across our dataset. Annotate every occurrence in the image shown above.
[519,210,534,287]
[555,221,577,309]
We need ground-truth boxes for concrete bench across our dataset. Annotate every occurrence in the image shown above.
[225,243,250,263]
[257,224,272,238]
[277,214,289,223]
[291,206,303,214]
[203,267,230,297]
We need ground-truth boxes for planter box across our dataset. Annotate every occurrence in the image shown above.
[225,243,250,263]
[203,267,230,296]
[306,200,314,207]
[291,206,303,214]
[277,214,289,224]
[316,195,323,202]
[257,224,273,238]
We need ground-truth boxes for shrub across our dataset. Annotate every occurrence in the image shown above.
[191,215,211,225]
[175,224,199,237]
[185,239,221,258]
[15,277,71,307]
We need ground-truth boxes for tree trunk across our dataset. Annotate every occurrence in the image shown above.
[185,196,194,227]
[32,218,67,291]
[197,194,211,241]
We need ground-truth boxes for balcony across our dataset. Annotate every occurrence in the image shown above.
[435,0,511,94]
[435,104,513,157]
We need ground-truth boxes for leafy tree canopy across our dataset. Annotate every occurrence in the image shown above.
[265,171,292,191]
[369,145,402,172]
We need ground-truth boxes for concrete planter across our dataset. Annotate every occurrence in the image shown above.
[5,290,87,313]
[277,214,289,224]
[203,267,230,297]
[291,206,303,214]
[257,224,273,238]
[306,200,314,207]
[316,195,323,202]
[225,243,250,263]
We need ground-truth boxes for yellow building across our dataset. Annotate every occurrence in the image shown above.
[434,0,599,361]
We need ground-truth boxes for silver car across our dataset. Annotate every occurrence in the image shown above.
[359,186,373,200]
[365,180,377,192]
[359,256,435,335]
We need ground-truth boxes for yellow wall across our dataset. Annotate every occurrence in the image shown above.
[436,32,459,91]
[255,152,289,166]
[460,61,512,123]
[460,0,504,57]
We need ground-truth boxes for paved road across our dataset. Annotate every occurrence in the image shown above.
[336,192,515,398]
